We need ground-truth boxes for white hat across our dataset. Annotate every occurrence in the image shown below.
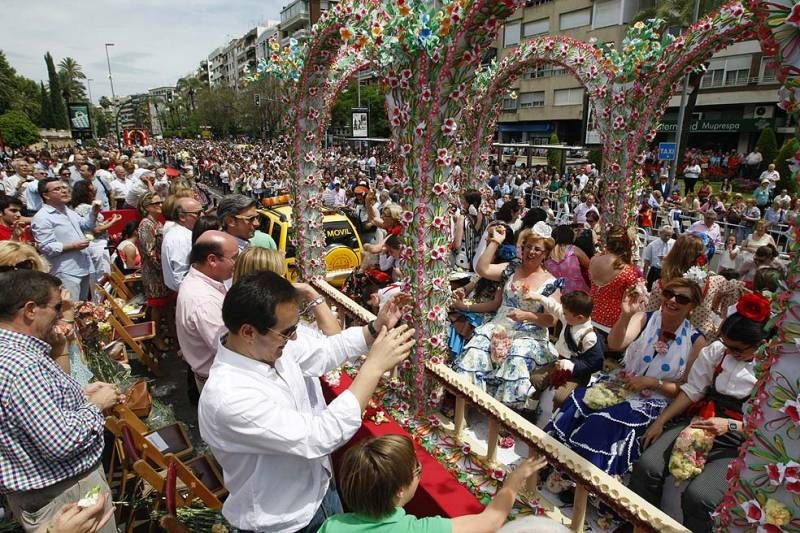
[532,221,552,239]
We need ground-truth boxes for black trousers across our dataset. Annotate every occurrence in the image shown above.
[628,419,744,533]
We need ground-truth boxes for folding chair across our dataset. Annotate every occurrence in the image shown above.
[107,315,160,376]
[96,279,146,323]
[111,263,142,297]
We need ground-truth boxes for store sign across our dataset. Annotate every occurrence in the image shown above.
[657,118,774,133]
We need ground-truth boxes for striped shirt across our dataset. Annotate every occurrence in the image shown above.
[0,328,104,493]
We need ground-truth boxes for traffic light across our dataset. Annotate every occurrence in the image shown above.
[166,91,173,104]
[254,94,261,106]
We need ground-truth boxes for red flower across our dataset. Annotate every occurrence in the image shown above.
[788,480,800,494]
[736,293,771,323]
[746,502,762,522]
[696,254,707,266]
[767,463,782,484]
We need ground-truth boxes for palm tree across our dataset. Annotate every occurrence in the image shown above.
[57,57,87,102]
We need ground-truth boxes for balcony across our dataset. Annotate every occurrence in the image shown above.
[280,0,310,32]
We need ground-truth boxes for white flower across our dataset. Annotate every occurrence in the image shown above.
[683,266,708,286]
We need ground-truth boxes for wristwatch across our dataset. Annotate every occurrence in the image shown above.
[728,421,739,432]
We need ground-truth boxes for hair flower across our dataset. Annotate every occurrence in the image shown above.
[736,293,771,323]
[682,266,708,287]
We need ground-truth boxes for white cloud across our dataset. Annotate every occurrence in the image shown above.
[3,0,284,102]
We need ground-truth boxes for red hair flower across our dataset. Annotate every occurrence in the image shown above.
[696,254,706,267]
[736,293,770,323]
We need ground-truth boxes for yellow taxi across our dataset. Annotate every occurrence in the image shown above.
[257,195,363,286]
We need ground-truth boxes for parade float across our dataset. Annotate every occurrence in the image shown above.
[244,0,800,530]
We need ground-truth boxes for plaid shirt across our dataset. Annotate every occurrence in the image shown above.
[0,328,104,493]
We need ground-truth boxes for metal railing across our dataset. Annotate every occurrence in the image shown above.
[311,278,689,533]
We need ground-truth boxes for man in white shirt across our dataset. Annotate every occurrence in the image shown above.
[775,188,792,208]
[162,198,203,291]
[2,159,30,199]
[576,169,589,192]
[642,225,675,290]
[573,194,599,224]
[176,230,238,392]
[744,148,763,180]
[109,166,130,209]
[124,168,155,209]
[198,271,413,533]
[758,163,780,197]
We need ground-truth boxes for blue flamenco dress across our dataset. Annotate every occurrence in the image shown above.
[454,266,560,409]
[546,311,701,475]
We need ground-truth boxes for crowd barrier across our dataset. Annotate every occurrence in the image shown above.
[311,278,689,533]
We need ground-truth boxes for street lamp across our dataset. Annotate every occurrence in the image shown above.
[105,43,116,100]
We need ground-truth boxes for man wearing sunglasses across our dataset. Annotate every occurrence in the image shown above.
[31,178,100,301]
[199,271,414,533]
[161,197,204,292]
[0,270,123,532]
[217,194,266,251]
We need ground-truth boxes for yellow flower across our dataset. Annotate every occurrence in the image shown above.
[634,21,645,30]
[399,4,410,16]
[765,499,791,526]
[270,41,280,51]
[371,23,384,38]
[340,27,353,41]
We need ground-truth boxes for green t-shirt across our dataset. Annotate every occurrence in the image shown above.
[319,507,452,533]
[249,230,277,250]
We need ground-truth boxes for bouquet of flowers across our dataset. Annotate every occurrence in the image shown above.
[584,381,628,410]
[667,425,715,482]
[74,302,112,340]
[490,326,512,365]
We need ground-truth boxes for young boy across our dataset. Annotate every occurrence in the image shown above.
[319,434,548,533]
[529,290,604,409]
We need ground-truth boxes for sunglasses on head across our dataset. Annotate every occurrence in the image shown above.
[0,259,36,272]
[661,288,693,306]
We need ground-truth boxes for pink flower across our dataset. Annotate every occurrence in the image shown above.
[402,359,412,369]
[402,210,414,223]
[400,68,412,80]
[400,144,412,156]
[784,463,800,481]
[308,87,318,97]
[421,88,432,101]
[726,3,744,18]
[431,50,441,62]
[461,443,471,454]
[451,83,466,100]
[613,115,625,130]
[781,398,800,424]
[742,500,763,523]
[415,122,426,136]
[442,118,457,136]
[610,162,621,173]
[432,216,446,230]
[490,468,506,481]
[429,353,443,364]
[788,3,800,28]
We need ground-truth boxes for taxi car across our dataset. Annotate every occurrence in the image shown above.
[257,195,363,286]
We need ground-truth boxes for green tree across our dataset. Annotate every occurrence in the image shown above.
[99,96,113,109]
[635,0,725,171]
[11,75,40,124]
[57,57,87,102]
[755,127,778,168]
[774,137,800,195]
[45,52,68,129]
[330,80,389,138]
[195,87,237,137]
[0,51,18,114]
[94,105,110,138]
[547,132,563,170]
[0,110,41,150]
[38,82,54,128]
[588,148,603,170]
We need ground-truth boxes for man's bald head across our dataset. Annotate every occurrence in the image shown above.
[175,197,203,230]
[189,230,239,282]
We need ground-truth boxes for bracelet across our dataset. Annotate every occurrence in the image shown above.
[301,296,325,315]
[367,320,378,337]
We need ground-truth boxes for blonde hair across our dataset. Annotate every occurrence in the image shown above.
[0,241,50,272]
[233,247,286,283]
[339,435,418,519]
[516,228,555,254]
[661,233,704,282]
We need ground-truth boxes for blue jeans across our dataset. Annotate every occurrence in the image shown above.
[233,484,343,533]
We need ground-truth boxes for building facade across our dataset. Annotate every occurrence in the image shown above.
[278,0,337,46]
[497,0,787,152]
[117,94,150,131]
[207,23,278,89]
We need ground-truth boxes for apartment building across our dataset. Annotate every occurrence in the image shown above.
[207,23,278,89]
[278,0,337,46]
[255,22,281,63]
[497,0,787,152]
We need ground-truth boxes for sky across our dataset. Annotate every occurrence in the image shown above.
[3,0,284,103]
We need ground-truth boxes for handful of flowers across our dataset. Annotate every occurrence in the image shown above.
[490,326,512,365]
[667,425,714,482]
[584,381,628,410]
[75,301,111,339]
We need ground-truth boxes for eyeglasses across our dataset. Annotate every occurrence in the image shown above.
[147,200,163,206]
[720,338,755,357]
[234,214,260,223]
[214,251,239,263]
[268,322,299,341]
[0,259,36,272]
[661,288,693,306]
[40,302,63,313]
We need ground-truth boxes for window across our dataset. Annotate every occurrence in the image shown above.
[593,0,620,29]
[560,8,591,30]
[553,87,584,106]
[504,22,521,47]
[519,91,545,108]
[502,97,518,111]
[701,55,751,88]
[701,66,725,88]
[760,57,777,83]
[523,18,549,37]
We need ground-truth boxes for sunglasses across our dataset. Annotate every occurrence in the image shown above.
[0,259,36,272]
[43,302,63,313]
[661,288,693,306]
[147,200,163,206]
[268,322,299,341]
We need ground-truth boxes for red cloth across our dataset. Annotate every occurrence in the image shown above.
[321,374,484,518]
[0,223,32,242]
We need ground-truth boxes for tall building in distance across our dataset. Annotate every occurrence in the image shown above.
[207,21,279,89]
[278,0,337,46]
[497,0,788,152]
[117,94,151,131]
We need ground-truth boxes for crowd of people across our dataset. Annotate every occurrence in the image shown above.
[0,136,790,533]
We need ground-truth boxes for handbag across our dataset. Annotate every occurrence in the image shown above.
[125,379,153,418]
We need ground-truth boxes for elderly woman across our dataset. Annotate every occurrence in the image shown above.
[136,192,173,352]
[547,278,706,476]
[455,223,560,409]
[740,219,776,254]
[647,234,744,339]
[631,299,770,533]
